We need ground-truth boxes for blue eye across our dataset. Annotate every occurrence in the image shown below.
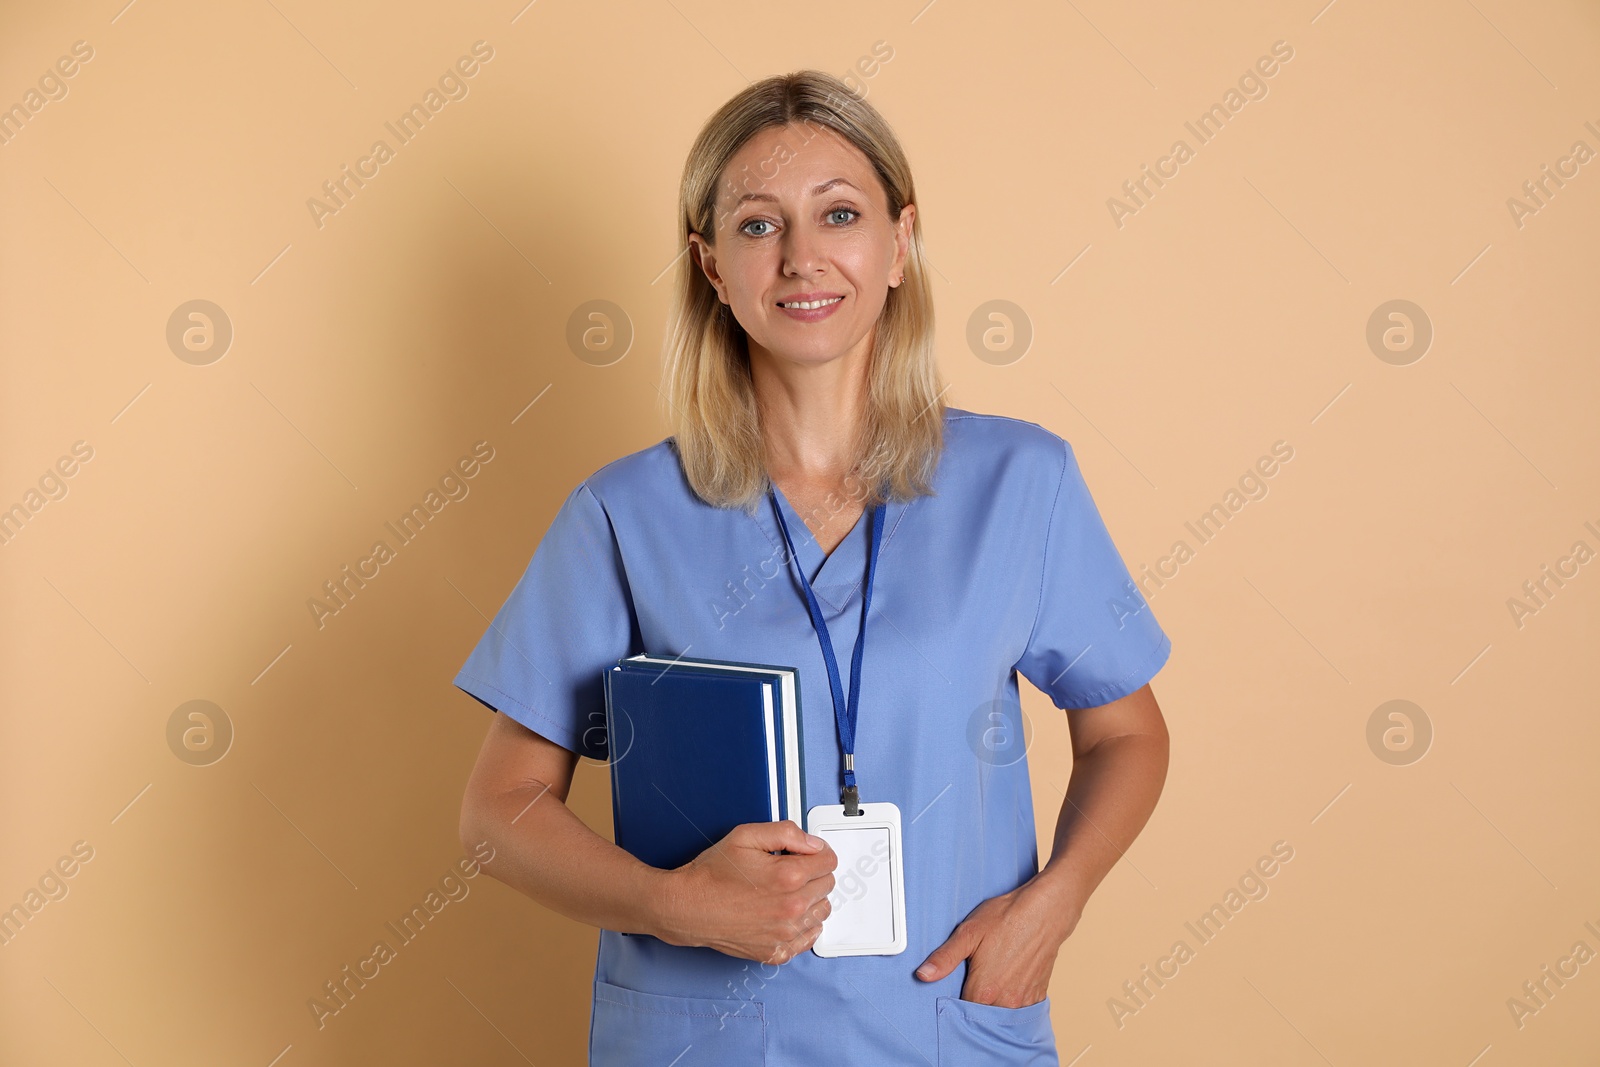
[737,206,859,237]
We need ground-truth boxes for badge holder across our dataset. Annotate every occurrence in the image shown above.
[807,800,907,957]
[771,494,906,957]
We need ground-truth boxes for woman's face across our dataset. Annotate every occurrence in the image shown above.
[690,123,913,373]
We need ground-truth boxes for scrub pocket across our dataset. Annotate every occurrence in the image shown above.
[935,995,1059,1066]
[590,978,766,1066]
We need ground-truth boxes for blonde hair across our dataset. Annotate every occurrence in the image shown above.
[661,70,944,512]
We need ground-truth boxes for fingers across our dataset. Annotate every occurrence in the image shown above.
[791,844,838,883]
[764,894,831,964]
[733,821,837,883]
[697,822,844,966]
[916,920,978,982]
[802,867,837,903]
[736,819,827,855]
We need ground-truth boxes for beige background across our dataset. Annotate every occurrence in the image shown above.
[3,0,1597,1064]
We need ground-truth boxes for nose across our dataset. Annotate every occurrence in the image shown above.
[780,226,826,278]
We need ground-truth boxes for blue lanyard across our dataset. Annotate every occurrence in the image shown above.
[770,491,885,816]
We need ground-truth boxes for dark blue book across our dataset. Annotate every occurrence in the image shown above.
[603,654,805,873]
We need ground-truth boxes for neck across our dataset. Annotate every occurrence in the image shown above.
[749,343,869,480]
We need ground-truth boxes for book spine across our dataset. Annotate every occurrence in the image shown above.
[793,671,808,824]
[601,667,621,826]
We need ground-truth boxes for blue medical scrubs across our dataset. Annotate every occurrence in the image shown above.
[454,407,1171,1066]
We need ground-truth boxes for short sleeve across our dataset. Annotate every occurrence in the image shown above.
[1014,439,1171,710]
[453,481,638,759]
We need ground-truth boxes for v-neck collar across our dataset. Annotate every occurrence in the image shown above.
[762,484,897,609]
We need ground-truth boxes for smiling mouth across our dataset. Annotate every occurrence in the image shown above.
[776,296,844,310]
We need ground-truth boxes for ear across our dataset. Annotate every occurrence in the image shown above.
[687,232,727,303]
[890,203,916,284]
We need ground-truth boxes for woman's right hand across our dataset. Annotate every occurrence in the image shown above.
[656,820,837,965]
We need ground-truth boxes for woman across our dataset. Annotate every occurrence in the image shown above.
[455,70,1172,1065]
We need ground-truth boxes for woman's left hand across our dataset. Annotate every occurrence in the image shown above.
[912,877,1083,1008]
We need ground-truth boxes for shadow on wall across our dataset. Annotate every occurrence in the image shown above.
[141,142,660,1060]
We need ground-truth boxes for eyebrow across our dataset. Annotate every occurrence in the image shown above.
[733,177,860,208]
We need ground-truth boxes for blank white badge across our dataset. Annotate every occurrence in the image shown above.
[806,801,907,956]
